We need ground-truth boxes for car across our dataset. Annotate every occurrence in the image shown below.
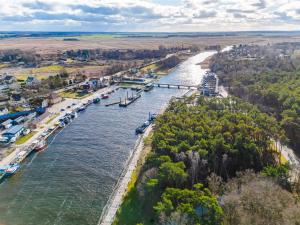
[61,108,65,112]
[67,106,71,109]
[72,103,76,106]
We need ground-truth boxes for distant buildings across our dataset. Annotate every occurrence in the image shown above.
[26,76,41,86]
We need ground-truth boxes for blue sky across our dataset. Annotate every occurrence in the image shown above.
[0,0,299,32]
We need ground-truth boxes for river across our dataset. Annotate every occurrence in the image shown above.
[0,51,216,225]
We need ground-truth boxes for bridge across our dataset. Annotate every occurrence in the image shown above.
[153,83,199,90]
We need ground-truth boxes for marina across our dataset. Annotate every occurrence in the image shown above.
[0,50,217,225]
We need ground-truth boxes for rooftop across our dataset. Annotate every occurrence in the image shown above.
[3,125,24,135]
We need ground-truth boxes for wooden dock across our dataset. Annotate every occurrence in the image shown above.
[119,94,141,107]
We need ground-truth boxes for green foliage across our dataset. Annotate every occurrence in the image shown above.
[154,183,223,225]
[158,162,188,188]
[262,164,290,188]
[210,46,300,150]
[152,97,281,179]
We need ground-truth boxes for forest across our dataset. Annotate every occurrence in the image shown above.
[114,97,300,225]
[209,44,300,151]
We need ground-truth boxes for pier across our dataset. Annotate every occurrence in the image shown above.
[154,83,198,89]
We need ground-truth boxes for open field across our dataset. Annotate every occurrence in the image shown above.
[1,35,300,55]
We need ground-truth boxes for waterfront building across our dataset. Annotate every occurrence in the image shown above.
[201,72,219,96]
[2,125,25,139]
[1,119,13,129]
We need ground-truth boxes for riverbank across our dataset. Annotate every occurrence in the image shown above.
[0,85,116,169]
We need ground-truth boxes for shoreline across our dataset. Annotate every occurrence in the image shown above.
[98,101,170,225]
[0,85,116,169]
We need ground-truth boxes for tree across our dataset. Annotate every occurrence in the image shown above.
[158,162,188,188]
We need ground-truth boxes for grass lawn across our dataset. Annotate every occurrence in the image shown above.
[59,91,92,99]
[16,131,37,145]
[46,114,59,124]
[140,63,159,73]
[32,65,64,73]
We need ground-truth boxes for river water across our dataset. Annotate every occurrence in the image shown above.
[0,51,215,225]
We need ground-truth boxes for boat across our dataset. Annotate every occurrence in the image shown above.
[59,121,65,128]
[101,94,109,99]
[93,97,101,104]
[77,106,86,112]
[5,164,20,177]
[87,100,93,105]
[34,139,47,152]
[144,83,154,92]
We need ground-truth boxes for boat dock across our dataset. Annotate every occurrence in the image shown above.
[119,94,141,107]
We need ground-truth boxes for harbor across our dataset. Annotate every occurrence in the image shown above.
[0,50,218,225]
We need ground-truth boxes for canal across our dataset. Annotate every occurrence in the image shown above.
[0,51,215,225]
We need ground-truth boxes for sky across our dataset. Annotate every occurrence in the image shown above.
[0,0,299,32]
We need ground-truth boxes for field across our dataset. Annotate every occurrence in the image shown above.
[1,35,300,55]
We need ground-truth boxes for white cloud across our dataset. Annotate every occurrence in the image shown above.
[0,0,299,31]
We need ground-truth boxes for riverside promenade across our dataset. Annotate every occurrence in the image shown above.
[98,125,153,225]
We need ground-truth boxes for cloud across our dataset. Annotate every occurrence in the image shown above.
[0,0,299,31]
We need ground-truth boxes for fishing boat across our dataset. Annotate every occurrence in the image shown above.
[34,139,47,152]
[144,83,154,92]
[101,94,109,99]
[5,164,20,177]
[93,97,101,104]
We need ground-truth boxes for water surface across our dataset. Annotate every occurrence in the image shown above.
[0,51,214,225]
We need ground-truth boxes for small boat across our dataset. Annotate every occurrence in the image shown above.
[77,106,86,112]
[5,164,20,177]
[101,94,109,99]
[59,121,65,128]
[93,98,101,104]
[144,83,154,92]
[87,100,93,105]
[34,140,47,152]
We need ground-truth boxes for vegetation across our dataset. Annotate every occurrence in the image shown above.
[210,44,300,152]
[115,97,287,225]
[15,132,37,145]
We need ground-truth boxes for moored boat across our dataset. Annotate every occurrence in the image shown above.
[5,164,20,177]
[34,139,47,152]
[93,97,101,104]
[101,94,109,99]
[144,83,154,92]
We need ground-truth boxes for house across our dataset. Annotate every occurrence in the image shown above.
[0,107,8,116]
[1,119,13,129]
[13,116,26,125]
[26,76,41,86]
[48,93,63,105]
[2,125,25,140]
[4,75,16,84]
[89,77,100,89]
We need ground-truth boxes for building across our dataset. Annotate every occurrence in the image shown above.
[26,76,41,86]
[0,107,8,116]
[48,93,63,105]
[200,72,219,96]
[13,116,26,125]
[4,75,16,84]
[2,125,25,140]
[1,119,13,129]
